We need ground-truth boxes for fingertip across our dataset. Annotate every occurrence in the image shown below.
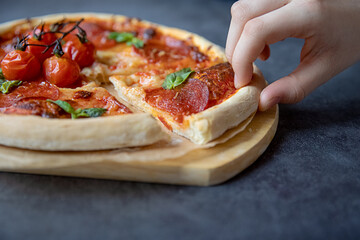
[234,74,252,89]
[233,62,254,89]
[258,88,280,111]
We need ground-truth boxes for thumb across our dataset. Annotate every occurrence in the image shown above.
[259,54,331,111]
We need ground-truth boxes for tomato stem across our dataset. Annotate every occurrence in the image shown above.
[14,18,87,57]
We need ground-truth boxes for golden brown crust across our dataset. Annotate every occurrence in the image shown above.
[0,113,167,151]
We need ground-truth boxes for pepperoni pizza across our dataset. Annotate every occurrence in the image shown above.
[0,13,265,150]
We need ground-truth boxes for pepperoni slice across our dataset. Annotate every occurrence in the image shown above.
[62,22,116,50]
[134,39,190,63]
[0,80,60,108]
[78,22,116,49]
[193,62,236,108]
[145,78,209,122]
[2,99,65,118]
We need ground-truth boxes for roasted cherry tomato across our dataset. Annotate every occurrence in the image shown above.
[0,48,6,62]
[1,50,41,81]
[63,37,95,68]
[25,38,53,63]
[43,55,80,87]
[28,26,57,45]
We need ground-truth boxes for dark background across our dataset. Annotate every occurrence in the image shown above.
[0,0,359,239]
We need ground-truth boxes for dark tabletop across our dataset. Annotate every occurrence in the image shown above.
[0,0,359,239]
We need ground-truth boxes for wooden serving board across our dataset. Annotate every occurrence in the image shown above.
[0,105,278,186]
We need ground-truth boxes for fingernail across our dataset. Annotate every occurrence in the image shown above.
[234,75,242,89]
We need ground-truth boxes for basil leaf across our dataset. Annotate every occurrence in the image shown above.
[47,99,107,119]
[108,32,144,49]
[162,73,176,90]
[0,80,22,94]
[0,68,23,94]
[47,99,78,118]
[131,37,144,48]
[109,32,133,42]
[82,108,107,118]
[47,99,75,113]
[74,108,88,118]
[0,68,4,79]
[162,68,194,90]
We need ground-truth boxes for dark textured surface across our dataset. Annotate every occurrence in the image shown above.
[0,0,359,239]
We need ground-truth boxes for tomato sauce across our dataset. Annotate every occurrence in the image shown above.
[144,63,236,123]
[0,79,60,108]
[0,77,132,118]
[0,17,221,120]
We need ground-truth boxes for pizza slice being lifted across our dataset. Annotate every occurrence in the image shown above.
[110,62,265,144]
[0,13,265,150]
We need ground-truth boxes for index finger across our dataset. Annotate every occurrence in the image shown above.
[225,0,288,63]
[231,2,314,88]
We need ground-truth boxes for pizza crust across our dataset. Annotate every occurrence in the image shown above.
[0,113,168,151]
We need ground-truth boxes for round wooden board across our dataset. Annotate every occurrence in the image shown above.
[0,105,278,186]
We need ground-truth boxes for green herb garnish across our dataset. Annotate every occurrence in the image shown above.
[0,80,22,94]
[108,32,144,48]
[0,68,22,94]
[47,99,107,119]
[162,68,194,90]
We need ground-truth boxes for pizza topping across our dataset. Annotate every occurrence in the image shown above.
[132,35,210,68]
[142,28,156,40]
[73,90,92,99]
[43,55,80,87]
[108,32,144,48]
[71,22,116,49]
[193,62,236,108]
[28,24,58,45]
[162,68,194,90]
[25,38,54,63]
[1,50,41,81]
[0,48,6,62]
[0,68,4,78]
[63,37,95,68]
[145,78,209,122]
[144,63,236,123]
[134,40,187,63]
[0,68,22,94]
[1,99,65,118]
[0,80,60,108]
[47,99,106,119]
[0,79,22,94]
[190,47,208,63]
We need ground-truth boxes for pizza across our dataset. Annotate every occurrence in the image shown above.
[0,13,265,151]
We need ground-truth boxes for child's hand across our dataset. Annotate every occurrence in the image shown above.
[226,0,360,111]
